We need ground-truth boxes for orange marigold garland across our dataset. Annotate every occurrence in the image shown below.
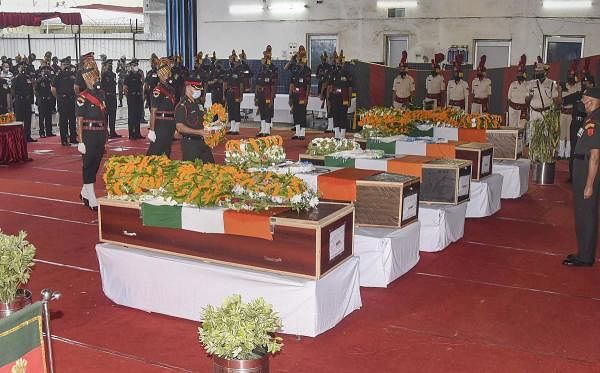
[0,112,16,125]
[203,103,228,148]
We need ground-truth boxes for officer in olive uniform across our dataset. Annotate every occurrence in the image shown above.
[563,87,600,267]
[35,64,56,137]
[101,59,121,138]
[208,52,225,106]
[326,50,353,139]
[117,56,128,107]
[123,58,145,139]
[289,47,311,140]
[175,77,215,163]
[11,61,36,142]
[147,57,177,157]
[144,54,160,111]
[76,61,107,211]
[74,52,94,95]
[255,45,278,137]
[224,50,244,135]
[52,56,78,145]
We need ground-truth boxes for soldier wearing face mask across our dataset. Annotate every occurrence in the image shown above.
[117,56,128,107]
[35,64,56,138]
[144,54,160,112]
[175,77,214,163]
[558,60,582,159]
[52,56,78,146]
[507,55,530,129]
[208,52,225,106]
[290,47,312,140]
[147,57,177,157]
[446,53,469,111]
[471,55,492,114]
[12,61,36,142]
[224,50,244,136]
[425,53,446,109]
[528,56,559,133]
[392,51,415,110]
[326,50,352,139]
[101,59,120,138]
[255,45,278,137]
[239,50,253,93]
[123,58,145,139]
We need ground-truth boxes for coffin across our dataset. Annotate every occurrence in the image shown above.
[299,153,325,166]
[317,169,420,228]
[98,198,354,279]
[455,142,494,180]
[387,156,471,205]
[486,127,525,160]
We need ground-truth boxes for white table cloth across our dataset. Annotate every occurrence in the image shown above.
[354,222,420,288]
[96,243,362,337]
[492,159,530,199]
[418,203,468,252]
[466,173,503,218]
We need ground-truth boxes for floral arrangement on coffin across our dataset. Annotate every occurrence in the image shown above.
[225,135,286,169]
[0,112,16,125]
[203,103,228,148]
[328,149,385,160]
[306,137,361,156]
[103,155,318,211]
[357,107,414,138]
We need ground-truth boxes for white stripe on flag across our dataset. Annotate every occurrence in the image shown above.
[181,206,226,233]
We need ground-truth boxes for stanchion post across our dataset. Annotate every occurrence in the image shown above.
[41,289,61,373]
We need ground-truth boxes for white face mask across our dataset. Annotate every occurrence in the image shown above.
[132,66,139,72]
[191,90,202,99]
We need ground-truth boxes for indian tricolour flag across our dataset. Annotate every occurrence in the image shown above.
[0,302,47,373]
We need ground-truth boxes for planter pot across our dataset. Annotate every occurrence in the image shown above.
[0,289,32,319]
[213,354,269,373]
[531,161,556,185]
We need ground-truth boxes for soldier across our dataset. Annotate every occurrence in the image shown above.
[528,56,559,132]
[471,55,492,113]
[326,50,353,139]
[507,55,530,129]
[76,60,107,211]
[0,72,10,115]
[52,56,78,146]
[1,61,13,87]
[51,56,60,74]
[446,53,469,110]
[171,55,188,103]
[175,76,215,163]
[100,59,121,138]
[392,51,415,109]
[289,47,311,140]
[123,58,145,139]
[193,52,204,78]
[74,52,94,95]
[43,52,52,67]
[255,45,278,137]
[208,52,225,106]
[559,60,582,159]
[563,87,600,267]
[147,57,177,157]
[99,54,108,71]
[116,55,128,107]
[144,54,160,112]
[11,61,36,142]
[425,53,446,109]
[224,50,244,135]
[25,53,36,76]
[239,50,253,93]
[35,64,56,138]
[316,52,334,132]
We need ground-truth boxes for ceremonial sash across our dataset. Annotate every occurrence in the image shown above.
[80,91,106,123]
[156,85,176,107]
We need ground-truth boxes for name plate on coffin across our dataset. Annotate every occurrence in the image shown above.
[98,198,354,279]
[455,142,494,180]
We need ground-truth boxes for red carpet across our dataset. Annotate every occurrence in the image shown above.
[1,128,600,372]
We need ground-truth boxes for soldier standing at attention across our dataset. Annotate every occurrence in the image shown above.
[289,47,311,140]
[208,52,225,106]
[144,54,160,112]
[224,50,244,135]
[175,77,214,163]
[471,55,492,113]
[563,87,600,267]
[392,51,415,109]
[123,58,145,139]
[12,61,36,142]
[52,56,78,146]
[76,59,107,211]
[446,54,469,111]
[425,53,446,109]
[0,73,11,114]
[559,60,582,159]
[528,56,559,137]
[316,52,334,132]
[507,55,530,129]
[101,59,121,138]
[326,51,353,139]
[255,46,278,137]
[239,50,253,93]
[35,64,55,138]
[74,52,95,95]
[171,55,188,103]
[116,56,128,107]
[147,57,177,157]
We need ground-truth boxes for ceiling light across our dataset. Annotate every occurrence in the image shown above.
[377,1,418,8]
[543,1,592,9]
[229,4,264,15]
[269,2,306,13]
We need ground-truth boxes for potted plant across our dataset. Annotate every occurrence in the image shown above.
[529,107,561,185]
[0,230,36,319]
[199,294,283,373]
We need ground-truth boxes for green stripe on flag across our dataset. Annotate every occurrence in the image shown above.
[141,203,182,229]
[0,302,43,367]
[367,139,396,155]
[324,156,356,168]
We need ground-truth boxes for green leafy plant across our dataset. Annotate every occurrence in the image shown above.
[0,231,36,303]
[529,107,561,163]
[198,294,283,360]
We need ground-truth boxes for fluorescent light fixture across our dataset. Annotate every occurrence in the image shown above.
[269,2,306,13]
[543,1,592,9]
[377,1,419,8]
[229,4,264,15]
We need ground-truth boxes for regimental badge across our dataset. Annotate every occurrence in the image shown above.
[77,96,85,107]
[585,122,596,137]
[153,88,160,98]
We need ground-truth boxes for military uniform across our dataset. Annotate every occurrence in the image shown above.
[147,75,177,157]
[239,51,253,93]
[0,76,10,114]
[171,58,188,103]
[290,59,311,140]
[425,53,446,109]
[471,57,492,114]
[11,64,35,142]
[144,66,160,110]
[392,51,414,110]
[116,58,128,107]
[560,79,581,158]
[208,57,225,106]
[123,59,145,139]
[529,58,559,125]
[224,53,244,133]
[175,87,214,163]
[52,58,78,145]
[327,52,352,139]
[35,66,55,137]
[446,54,468,110]
[255,48,278,137]
[100,60,119,137]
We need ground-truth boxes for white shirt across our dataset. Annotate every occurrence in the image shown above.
[392,74,415,99]
[507,80,530,104]
[472,77,492,99]
[447,79,469,102]
[528,78,558,109]
[426,74,445,95]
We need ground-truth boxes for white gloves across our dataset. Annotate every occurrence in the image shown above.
[77,142,86,154]
[147,130,157,143]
